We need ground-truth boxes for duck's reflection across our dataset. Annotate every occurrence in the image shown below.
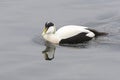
[42,41,56,60]
[42,41,90,60]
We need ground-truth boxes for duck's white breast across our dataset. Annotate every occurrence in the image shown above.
[55,25,90,39]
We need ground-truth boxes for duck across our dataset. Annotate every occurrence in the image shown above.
[42,22,108,45]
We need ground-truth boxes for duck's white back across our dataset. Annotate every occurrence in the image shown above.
[55,25,88,39]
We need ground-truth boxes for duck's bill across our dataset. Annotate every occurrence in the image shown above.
[42,27,47,35]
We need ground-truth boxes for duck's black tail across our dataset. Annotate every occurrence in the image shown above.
[87,29,108,38]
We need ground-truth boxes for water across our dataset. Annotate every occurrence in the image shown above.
[0,0,120,80]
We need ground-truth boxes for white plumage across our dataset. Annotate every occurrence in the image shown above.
[56,25,95,39]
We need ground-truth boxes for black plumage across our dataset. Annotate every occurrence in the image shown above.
[59,32,92,44]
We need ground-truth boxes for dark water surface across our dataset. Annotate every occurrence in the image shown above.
[0,0,120,80]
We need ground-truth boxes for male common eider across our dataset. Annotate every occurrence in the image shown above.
[42,22,108,45]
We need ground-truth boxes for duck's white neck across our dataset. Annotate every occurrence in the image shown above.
[42,26,60,44]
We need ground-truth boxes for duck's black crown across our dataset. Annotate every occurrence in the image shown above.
[45,22,54,28]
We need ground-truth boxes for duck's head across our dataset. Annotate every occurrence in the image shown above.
[42,22,56,36]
